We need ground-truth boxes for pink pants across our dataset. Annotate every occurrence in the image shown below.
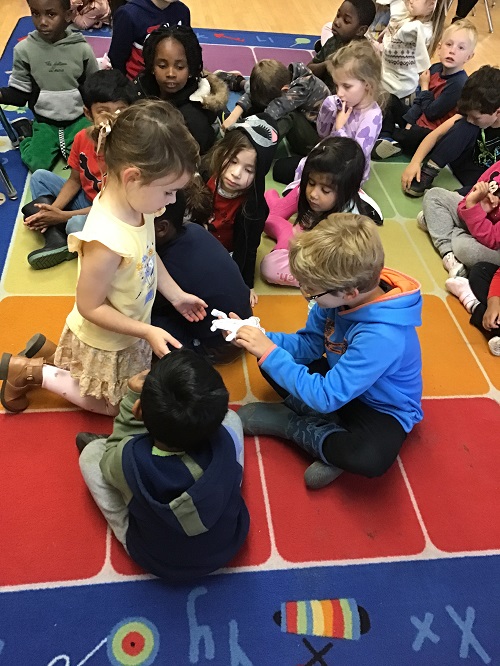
[261,186,301,287]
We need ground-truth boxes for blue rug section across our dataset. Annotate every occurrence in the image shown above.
[1,557,498,665]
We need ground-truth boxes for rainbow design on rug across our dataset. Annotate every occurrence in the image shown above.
[275,598,370,640]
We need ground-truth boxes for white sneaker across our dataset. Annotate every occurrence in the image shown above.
[442,252,467,278]
[488,336,500,356]
[445,277,480,314]
[416,210,427,231]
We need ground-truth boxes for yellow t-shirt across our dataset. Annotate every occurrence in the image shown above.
[66,193,157,351]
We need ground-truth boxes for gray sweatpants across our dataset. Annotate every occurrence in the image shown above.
[422,188,500,267]
[78,409,245,548]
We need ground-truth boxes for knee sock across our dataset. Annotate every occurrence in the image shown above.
[264,214,296,249]
[42,365,119,416]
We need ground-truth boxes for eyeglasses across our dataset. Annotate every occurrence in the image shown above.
[299,284,334,302]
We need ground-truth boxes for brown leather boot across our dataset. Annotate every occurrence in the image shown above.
[0,354,44,413]
[17,333,57,365]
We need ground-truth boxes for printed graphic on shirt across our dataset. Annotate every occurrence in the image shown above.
[136,242,156,305]
[324,317,348,355]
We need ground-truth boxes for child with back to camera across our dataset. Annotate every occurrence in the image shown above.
[23,69,137,270]
[307,0,377,90]
[221,59,329,158]
[234,214,423,490]
[0,0,99,172]
[202,114,279,307]
[0,101,206,416]
[76,349,249,581]
[372,19,476,159]
[261,137,374,287]
[135,25,229,154]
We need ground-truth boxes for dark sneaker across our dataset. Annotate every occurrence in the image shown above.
[11,117,33,140]
[214,70,245,92]
[405,163,440,197]
[76,432,109,454]
[27,226,77,270]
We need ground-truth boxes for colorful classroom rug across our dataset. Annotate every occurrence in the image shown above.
[1,18,499,666]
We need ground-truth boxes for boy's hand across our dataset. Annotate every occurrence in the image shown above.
[335,101,353,131]
[235,326,274,358]
[250,288,258,307]
[145,325,182,358]
[401,161,421,191]
[171,292,208,322]
[419,70,431,90]
[127,369,150,393]
[483,298,500,330]
[24,204,70,230]
[466,181,489,208]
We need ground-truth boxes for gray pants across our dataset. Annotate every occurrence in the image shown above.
[78,409,245,548]
[422,188,500,267]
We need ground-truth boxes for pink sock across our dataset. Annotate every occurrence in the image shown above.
[42,365,119,416]
[264,214,296,250]
[265,185,300,219]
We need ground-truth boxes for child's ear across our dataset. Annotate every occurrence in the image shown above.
[64,9,74,24]
[343,288,360,302]
[154,219,170,240]
[280,84,290,93]
[122,166,142,185]
[356,25,369,38]
[131,398,143,421]
[83,107,93,123]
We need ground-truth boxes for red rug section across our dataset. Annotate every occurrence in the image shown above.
[2,397,498,586]
[400,397,500,552]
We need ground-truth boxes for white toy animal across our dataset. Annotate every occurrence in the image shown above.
[210,309,265,342]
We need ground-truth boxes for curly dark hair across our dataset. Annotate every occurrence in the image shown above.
[142,25,204,81]
[457,66,500,116]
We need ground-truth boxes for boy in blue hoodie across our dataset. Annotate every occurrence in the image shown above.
[77,349,249,581]
[234,213,423,490]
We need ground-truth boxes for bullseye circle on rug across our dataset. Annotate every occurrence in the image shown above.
[107,618,159,665]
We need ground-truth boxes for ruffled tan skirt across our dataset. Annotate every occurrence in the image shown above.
[54,325,152,406]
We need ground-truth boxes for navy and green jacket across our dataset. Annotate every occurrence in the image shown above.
[100,389,249,581]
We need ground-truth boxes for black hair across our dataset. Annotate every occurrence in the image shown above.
[140,349,229,450]
[155,190,187,234]
[80,69,137,109]
[143,25,204,82]
[297,137,365,229]
[457,66,500,116]
[346,0,377,28]
[29,0,71,9]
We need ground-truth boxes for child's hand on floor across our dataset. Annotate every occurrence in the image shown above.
[250,289,258,307]
[235,326,274,359]
[24,204,70,230]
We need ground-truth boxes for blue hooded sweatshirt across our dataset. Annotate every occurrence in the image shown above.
[259,268,423,432]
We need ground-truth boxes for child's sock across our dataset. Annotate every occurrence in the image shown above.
[442,251,467,278]
[488,336,500,356]
[304,461,344,490]
[445,277,480,314]
[264,214,296,250]
[42,365,119,416]
[265,185,299,219]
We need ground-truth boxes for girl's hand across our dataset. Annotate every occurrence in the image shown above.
[482,192,500,215]
[335,101,353,131]
[145,325,182,358]
[250,289,258,307]
[401,162,421,191]
[235,326,274,359]
[466,181,489,208]
[171,292,208,322]
[483,298,500,331]
[24,204,70,230]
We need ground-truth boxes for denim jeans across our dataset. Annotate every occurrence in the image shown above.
[30,169,92,234]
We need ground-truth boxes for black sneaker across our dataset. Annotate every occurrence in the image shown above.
[76,432,109,454]
[214,70,245,92]
[406,163,440,197]
[27,226,77,270]
[11,117,33,140]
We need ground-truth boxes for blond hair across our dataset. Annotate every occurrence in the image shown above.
[441,18,478,50]
[249,59,291,111]
[91,99,199,184]
[289,213,384,294]
[327,40,386,110]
